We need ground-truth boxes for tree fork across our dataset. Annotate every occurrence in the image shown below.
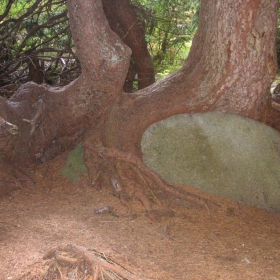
[102,0,155,91]
[102,0,278,153]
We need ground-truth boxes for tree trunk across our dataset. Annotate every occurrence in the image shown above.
[0,0,278,203]
[102,0,278,155]
[102,0,155,91]
[28,57,44,84]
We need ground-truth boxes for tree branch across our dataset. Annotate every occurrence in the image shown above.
[66,0,131,92]
[0,0,13,22]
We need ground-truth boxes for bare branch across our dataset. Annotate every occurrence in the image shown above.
[15,9,68,55]
[0,0,13,22]
[0,0,42,29]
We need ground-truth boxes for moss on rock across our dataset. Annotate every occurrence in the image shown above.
[61,142,87,182]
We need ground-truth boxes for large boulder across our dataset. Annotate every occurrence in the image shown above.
[141,112,280,211]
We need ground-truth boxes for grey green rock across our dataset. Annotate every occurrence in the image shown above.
[141,112,280,211]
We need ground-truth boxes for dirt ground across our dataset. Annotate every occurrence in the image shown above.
[1,153,280,280]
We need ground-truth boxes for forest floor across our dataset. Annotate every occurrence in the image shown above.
[1,152,280,280]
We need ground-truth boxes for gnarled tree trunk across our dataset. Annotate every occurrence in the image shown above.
[102,0,155,92]
[0,0,278,204]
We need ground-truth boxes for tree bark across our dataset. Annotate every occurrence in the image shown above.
[0,0,278,200]
[100,0,280,209]
[102,0,278,155]
[0,0,131,165]
[102,0,155,91]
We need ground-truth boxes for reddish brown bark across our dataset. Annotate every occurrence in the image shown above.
[102,0,155,91]
[102,0,278,154]
[0,0,278,199]
[0,0,131,165]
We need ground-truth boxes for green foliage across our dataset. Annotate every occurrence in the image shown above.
[132,0,200,79]
[155,42,192,79]
[0,0,200,89]
[61,142,88,182]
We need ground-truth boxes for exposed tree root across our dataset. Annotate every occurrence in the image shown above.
[84,142,221,215]
[18,243,152,280]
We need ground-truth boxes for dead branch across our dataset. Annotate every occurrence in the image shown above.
[0,0,42,30]
[22,99,43,135]
[43,244,153,280]
[0,116,18,135]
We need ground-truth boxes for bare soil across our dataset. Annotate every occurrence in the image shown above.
[1,153,280,279]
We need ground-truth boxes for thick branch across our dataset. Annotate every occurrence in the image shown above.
[66,0,131,92]
[102,0,155,90]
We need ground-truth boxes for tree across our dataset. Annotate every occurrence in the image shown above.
[102,0,155,92]
[0,0,279,209]
[138,0,199,74]
[0,0,75,89]
[0,0,155,95]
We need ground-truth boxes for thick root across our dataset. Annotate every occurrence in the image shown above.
[84,143,221,214]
